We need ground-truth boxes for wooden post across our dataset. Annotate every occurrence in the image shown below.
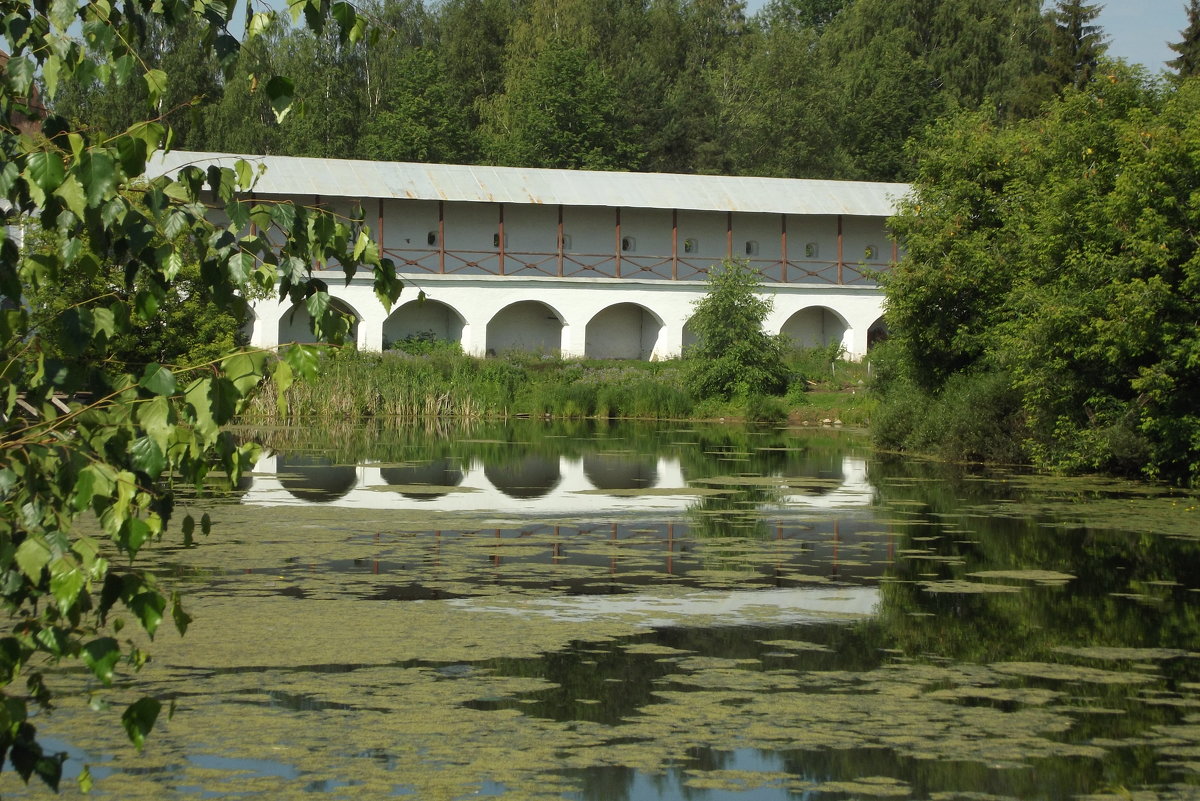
[780,214,788,284]
[836,214,844,284]
[614,207,622,278]
[438,200,445,274]
[498,203,505,276]
[671,209,678,280]
[314,194,321,270]
[557,204,564,277]
[377,198,384,254]
[892,238,899,264]
[726,211,733,260]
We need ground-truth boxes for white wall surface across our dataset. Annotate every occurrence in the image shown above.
[253,274,885,359]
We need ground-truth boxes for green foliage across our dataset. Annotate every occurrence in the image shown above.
[386,330,464,357]
[684,261,789,400]
[22,204,252,374]
[50,14,221,148]
[482,40,643,170]
[34,0,1143,182]
[879,69,1200,484]
[359,48,477,164]
[0,0,401,789]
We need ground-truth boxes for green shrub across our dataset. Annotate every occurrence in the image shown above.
[684,261,789,400]
[744,394,788,423]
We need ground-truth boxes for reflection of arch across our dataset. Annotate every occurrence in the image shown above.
[486,301,563,354]
[583,453,658,490]
[485,455,561,499]
[278,298,361,345]
[278,454,357,503]
[383,299,465,348]
[867,316,888,349]
[780,307,848,350]
[379,458,464,501]
[584,304,662,360]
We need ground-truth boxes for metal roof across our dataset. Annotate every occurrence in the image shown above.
[149,151,910,217]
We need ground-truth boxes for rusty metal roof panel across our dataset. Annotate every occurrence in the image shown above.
[149,152,910,216]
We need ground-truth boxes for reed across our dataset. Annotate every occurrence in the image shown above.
[240,349,697,423]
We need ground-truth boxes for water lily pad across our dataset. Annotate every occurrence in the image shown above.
[968,570,1075,584]
[990,662,1157,685]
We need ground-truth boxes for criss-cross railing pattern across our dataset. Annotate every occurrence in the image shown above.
[375,246,888,285]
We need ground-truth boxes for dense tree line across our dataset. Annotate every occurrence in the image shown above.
[51,0,1185,182]
[875,66,1200,485]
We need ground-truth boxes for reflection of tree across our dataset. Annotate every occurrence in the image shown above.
[687,482,777,541]
[682,426,861,544]
[861,454,1200,769]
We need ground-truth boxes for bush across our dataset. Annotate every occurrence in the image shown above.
[685,261,789,400]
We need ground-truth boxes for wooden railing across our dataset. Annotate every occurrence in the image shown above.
[373,246,889,285]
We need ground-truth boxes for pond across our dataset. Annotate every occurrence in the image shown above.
[6,420,1200,800]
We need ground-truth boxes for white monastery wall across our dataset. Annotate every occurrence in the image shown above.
[239,183,899,360]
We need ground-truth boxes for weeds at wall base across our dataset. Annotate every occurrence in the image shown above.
[241,348,875,426]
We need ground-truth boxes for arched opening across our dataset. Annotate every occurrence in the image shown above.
[380,458,465,501]
[383,299,465,351]
[583,453,659,491]
[780,307,848,351]
[682,317,700,352]
[278,297,361,345]
[486,301,563,355]
[485,455,561,499]
[239,305,258,347]
[278,454,357,503]
[584,304,662,360]
[867,316,889,350]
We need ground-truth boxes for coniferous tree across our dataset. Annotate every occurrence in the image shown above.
[1045,0,1108,91]
[1168,0,1200,78]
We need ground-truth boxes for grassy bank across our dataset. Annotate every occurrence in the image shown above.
[241,345,875,425]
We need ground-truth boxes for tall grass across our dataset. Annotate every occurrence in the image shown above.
[241,348,696,422]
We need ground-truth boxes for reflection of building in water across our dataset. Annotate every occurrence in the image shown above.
[451,585,879,628]
[247,452,894,588]
[245,454,873,514]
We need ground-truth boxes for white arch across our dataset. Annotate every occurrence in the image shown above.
[383,298,466,349]
[681,316,700,352]
[584,303,664,360]
[780,306,850,352]
[277,297,363,346]
[486,300,565,355]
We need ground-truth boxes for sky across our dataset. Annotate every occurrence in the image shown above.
[743,0,1187,73]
